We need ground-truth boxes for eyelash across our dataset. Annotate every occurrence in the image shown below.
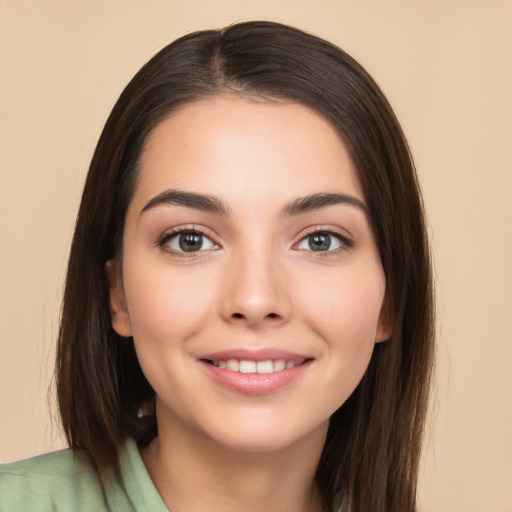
[157,226,353,257]
[157,225,219,257]
[294,228,353,256]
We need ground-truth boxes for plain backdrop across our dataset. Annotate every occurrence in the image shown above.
[1,1,511,510]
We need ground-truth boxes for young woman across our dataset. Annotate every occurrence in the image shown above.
[0,21,434,512]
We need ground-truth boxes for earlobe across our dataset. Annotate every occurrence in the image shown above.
[375,322,393,343]
[375,298,394,343]
[105,259,133,337]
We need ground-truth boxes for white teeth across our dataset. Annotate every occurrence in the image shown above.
[227,359,239,371]
[274,359,286,371]
[256,360,274,374]
[239,360,257,373]
[209,358,303,373]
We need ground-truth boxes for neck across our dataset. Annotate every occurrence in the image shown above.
[140,411,328,512]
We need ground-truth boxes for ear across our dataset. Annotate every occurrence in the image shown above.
[375,296,394,343]
[105,259,133,337]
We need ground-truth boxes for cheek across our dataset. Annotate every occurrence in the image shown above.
[299,265,385,353]
[122,256,219,346]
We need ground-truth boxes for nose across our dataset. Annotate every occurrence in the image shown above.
[220,247,291,328]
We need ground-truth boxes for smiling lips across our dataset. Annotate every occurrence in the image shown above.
[207,359,303,374]
[199,349,312,394]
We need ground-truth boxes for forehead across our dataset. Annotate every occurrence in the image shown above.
[134,95,364,206]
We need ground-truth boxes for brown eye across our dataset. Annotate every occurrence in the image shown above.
[163,230,217,253]
[179,232,204,252]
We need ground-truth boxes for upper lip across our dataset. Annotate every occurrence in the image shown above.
[198,347,311,362]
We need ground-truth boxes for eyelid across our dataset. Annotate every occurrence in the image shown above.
[157,225,221,255]
[293,226,353,252]
[155,224,352,256]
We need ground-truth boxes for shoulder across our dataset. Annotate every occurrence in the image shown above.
[0,448,108,511]
[0,440,167,512]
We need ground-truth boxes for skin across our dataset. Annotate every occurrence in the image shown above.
[108,96,392,512]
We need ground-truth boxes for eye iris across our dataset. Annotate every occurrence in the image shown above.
[179,232,203,252]
[309,233,331,251]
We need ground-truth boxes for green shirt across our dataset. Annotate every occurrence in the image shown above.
[0,438,168,511]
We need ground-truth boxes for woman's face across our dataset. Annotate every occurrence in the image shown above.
[109,96,391,453]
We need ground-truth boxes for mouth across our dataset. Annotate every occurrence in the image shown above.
[202,358,311,374]
[198,349,313,394]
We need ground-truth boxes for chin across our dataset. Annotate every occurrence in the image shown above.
[199,414,330,455]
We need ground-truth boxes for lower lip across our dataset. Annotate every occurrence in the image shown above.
[199,360,312,395]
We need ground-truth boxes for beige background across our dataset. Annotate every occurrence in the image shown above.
[1,1,511,510]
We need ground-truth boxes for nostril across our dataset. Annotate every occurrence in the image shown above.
[232,313,245,319]
[267,313,278,319]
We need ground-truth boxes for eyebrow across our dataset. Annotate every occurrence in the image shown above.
[280,192,368,217]
[140,189,231,216]
[140,189,367,217]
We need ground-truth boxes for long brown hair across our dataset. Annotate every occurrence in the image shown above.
[56,21,434,512]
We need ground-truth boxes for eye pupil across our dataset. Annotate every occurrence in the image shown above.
[179,233,203,252]
[309,233,331,251]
